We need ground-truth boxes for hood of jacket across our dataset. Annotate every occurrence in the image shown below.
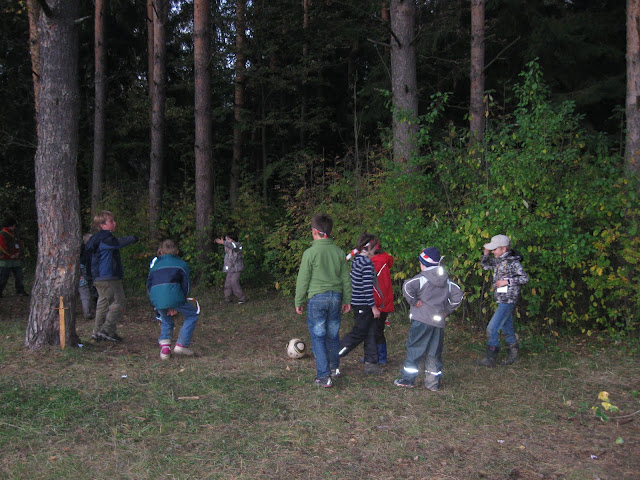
[422,265,449,287]
[372,251,394,271]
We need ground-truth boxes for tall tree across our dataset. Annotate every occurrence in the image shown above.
[92,0,107,215]
[147,0,154,89]
[627,0,640,183]
[230,0,246,208]
[390,0,418,163]
[149,0,168,239]
[25,0,82,349]
[26,0,41,121]
[470,0,485,144]
[194,0,214,258]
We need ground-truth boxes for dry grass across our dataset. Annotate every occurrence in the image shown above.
[1,288,639,480]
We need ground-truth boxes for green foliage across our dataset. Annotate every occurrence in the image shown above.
[265,61,640,337]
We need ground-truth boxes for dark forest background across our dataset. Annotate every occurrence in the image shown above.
[1,0,638,340]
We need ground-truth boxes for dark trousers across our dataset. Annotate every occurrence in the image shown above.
[375,311,388,344]
[0,265,26,295]
[339,305,378,363]
[400,321,444,386]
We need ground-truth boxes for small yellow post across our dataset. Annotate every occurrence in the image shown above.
[58,296,66,350]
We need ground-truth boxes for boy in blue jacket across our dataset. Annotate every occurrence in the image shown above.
[147,239,199,360]
[85,210,138,342]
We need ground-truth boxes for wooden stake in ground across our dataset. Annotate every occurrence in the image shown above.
[57,296,67,349]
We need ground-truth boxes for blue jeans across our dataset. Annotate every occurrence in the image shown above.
[486,303,516,348]
[401,321,443,385]
[158,302,199,347]
[306,291,342,379]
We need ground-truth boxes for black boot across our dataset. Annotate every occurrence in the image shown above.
[501,343,519,365]
[475,346,499,368]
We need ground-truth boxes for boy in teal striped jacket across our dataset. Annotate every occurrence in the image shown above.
[147,239,199,360]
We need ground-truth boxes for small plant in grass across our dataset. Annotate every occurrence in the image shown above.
[567,390,619,422]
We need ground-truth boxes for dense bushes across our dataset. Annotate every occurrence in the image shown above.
[263,62,640,337]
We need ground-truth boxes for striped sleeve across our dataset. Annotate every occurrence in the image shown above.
[350,255,375,306]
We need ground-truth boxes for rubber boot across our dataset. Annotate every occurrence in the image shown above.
[424,371,441,391]
[377,343,388,365]
[501,343,519,365]
[475,346,499,368]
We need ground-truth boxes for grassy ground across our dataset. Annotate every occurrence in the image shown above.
[0,288,639,480]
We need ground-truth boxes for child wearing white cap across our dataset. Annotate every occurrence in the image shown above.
[476,234,529,367]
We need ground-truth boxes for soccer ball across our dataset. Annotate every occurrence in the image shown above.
[286,338,306,359]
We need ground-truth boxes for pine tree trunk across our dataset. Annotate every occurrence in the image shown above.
[470,0,485,144]
[26,0,41,125]
[149,0,167,240]
[25,0,82,349]
[194,0,214,259]
[230,0,246,209]
[92,0,107,215]
[147,0,154,90]
[390,0,418,164]
[626,0,640,183]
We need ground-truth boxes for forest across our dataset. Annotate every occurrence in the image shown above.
[0,0,639,348]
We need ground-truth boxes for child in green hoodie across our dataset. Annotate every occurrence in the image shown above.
[295,214,352,388]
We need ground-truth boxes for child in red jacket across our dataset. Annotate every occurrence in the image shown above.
[371,242,394,364]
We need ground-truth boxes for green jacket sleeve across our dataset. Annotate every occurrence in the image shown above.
[295,250,311,307]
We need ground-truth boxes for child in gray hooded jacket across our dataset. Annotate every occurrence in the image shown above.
[215,231,247,304]
[394,247,463,391]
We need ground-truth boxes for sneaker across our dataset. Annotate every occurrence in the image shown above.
[314,376,333,388]
[394,378,415,388]
[90,333,102,342]
[155,313,162,322]
[364,362,382,375]
[238,299,247,305]
[330,368,341,378]
[98,332,122,343]
[174,344,194,356]
[160,343,171,360]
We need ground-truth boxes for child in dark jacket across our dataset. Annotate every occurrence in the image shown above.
[147,239,200,360]
[394,247,463,391]
[85,210,138,342]
[339,233,382,375]
[215,231,247,304]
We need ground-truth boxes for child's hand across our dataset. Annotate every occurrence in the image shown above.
[495,280,508,287]
[341,304,351,314]
[295,306,304,315]
[372,305,381,318]
[167,308,178,316]
[415,300,423,308]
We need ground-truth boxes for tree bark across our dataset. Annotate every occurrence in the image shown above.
[194,0,214,260]
[25,0,82,349]
[470,0,486,144]
[626,0,640,183]
[230,0,246,208]
[26,0,41,125]
[390,0,418,164]
[147,0,154,90]
[149,0,168,240]
[92,0,107,215]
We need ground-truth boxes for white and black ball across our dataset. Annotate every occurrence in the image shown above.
[286,338,306,359]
